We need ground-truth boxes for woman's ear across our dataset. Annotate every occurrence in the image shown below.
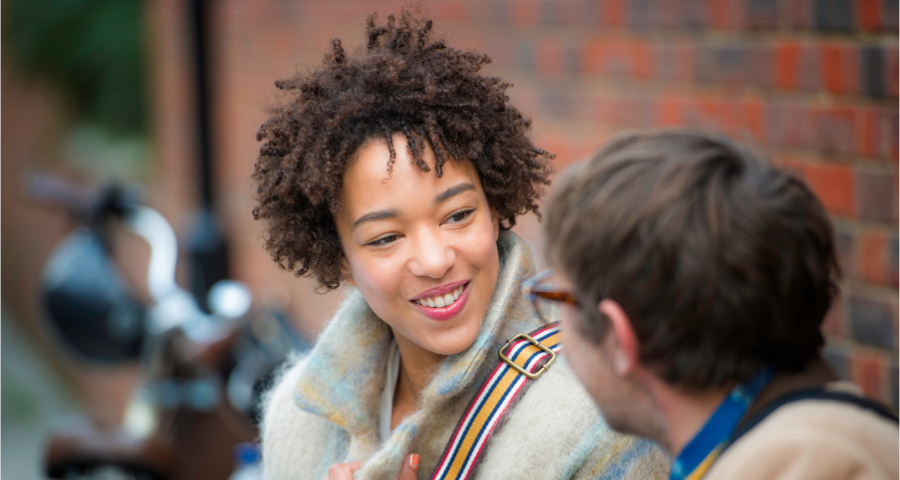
[491,207,500,241]
[340,256,356,287]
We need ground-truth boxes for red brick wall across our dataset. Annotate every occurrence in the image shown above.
[149,0,899,407]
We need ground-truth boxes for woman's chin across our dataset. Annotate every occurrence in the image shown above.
[428,343,472,356]
[421,323,482,356]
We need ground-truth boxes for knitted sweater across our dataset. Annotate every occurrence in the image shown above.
[260,232,670,480]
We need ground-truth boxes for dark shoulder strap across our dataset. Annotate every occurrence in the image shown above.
[725,388,899,452]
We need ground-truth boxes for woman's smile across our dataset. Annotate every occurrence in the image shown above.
[411,281,471,320]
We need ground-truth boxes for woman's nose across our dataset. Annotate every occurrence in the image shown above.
[407,229,456,279]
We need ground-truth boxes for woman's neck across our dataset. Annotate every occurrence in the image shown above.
[391,332,446,428]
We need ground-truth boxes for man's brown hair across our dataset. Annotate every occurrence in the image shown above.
[544,129,841,390]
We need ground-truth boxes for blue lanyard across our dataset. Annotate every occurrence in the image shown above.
[669,368,774,480]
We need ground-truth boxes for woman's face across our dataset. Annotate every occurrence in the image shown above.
[335,133,501,356]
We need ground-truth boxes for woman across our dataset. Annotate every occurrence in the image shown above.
[253,8,669,480]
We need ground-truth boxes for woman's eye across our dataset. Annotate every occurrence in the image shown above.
[447,209,474,224]
[366,234,399,247]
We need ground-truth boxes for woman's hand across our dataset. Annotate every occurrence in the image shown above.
[322,454,419,480]
[323,462,362,480]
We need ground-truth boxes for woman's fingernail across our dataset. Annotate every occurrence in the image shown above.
[409,454,419,471]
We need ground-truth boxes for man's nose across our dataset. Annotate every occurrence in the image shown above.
[407,228,456,279]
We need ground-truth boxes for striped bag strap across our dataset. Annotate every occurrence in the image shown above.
[430,322,562,480]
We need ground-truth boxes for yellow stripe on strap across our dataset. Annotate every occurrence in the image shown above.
[431,323,561,480]
[684,447,723,480]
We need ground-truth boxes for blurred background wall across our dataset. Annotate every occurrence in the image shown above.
[2,0,898,478]
[3,2,152,478]
[199,0,900,407]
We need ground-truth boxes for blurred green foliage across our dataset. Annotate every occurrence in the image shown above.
[5,0,148,136]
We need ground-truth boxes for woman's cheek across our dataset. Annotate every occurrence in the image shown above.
[463,220,500,266]
[353,252,405,305]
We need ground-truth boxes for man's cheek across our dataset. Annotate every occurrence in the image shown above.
[562,334,593,382]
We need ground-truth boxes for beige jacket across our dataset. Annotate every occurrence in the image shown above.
[707,383,898,480]
[259,232,670,480]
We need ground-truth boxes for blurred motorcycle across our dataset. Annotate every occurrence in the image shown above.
[29,175,310,480]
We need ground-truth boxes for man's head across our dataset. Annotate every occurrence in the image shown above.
[543,129,840,433]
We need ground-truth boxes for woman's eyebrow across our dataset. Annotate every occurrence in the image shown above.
[352,183,475,229]
[434,183,476,205]
[353,208,402,229]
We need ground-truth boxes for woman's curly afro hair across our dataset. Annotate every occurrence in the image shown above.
[252,6,553,291]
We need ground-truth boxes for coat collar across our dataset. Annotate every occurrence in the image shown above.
[292,231,543,438]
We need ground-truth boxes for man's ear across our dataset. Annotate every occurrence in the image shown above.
[490,207,500,241]
[340,256,356,287]
[599,299,639,376]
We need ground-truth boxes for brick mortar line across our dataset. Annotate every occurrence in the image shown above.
[454,17,898,42]
[515,114,900,172]
[781,158,898,171]
[488,68,899,108]
[843,279,900,299]
[824,336,899,358]
[462,21,900,43]
[826,215,898,231]
[524,114,899,168]
[519,79,898,108]
[769,148,899,168]
[832,218,900,235]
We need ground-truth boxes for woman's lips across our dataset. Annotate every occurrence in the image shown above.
[411,279,469,301]
[411,282,471,321]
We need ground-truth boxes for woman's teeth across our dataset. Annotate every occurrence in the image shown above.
[415,285,464,308]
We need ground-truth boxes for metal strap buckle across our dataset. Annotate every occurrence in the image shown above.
[498,333,557,379]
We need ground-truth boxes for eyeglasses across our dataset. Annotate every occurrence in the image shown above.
[521,269,579,324]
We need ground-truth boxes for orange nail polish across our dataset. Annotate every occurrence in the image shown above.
[409,454,419,470]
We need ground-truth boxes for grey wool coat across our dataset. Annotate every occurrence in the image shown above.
[260,231,670,480]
